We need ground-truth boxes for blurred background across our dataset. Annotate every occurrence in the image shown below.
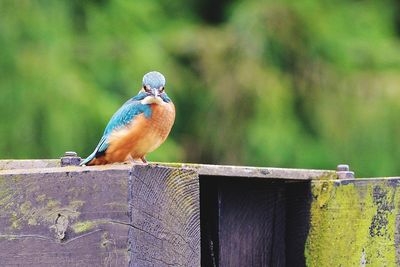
[0,0,399,177]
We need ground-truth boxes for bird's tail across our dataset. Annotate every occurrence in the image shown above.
[80,151,96,166]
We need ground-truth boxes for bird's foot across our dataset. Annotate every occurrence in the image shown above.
[140,157,148,164]
[125,155,148,165]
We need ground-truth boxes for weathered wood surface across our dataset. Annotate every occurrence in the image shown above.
[305,178,400,266]
[190,164,336,180]
[129,166,199,267]
[0,159,60,170]
[4,159,400,267]
[0,167,130,266]
[0,164,199,267]
[0,160,337,180]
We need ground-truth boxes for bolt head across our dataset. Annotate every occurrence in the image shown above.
[337,164,350,172]
[64,151,78,157]
[61,151,81,166]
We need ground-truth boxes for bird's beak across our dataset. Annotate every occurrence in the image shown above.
[151,88,159,98]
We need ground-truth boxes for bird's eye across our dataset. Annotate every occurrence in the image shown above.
[143,86,151,92]
[159,87,165,93]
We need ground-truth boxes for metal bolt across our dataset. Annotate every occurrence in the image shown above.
[336,164,349,172]
[64,151,78,157]
[61,151,81,167]
[336,164,355,179]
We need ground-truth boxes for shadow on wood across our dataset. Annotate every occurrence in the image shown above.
[200,176,311,267]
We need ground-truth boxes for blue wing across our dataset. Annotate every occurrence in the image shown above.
[80,93,152,165]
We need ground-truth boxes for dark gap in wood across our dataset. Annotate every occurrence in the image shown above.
[285,181,311,267]
[200,176,311,267]
[200,175,220,267]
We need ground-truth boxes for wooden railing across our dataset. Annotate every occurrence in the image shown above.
[0,157,398,266]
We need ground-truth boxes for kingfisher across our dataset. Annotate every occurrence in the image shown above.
[80,71,175,166]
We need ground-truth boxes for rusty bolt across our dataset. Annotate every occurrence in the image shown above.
[336,164,355,179]
[61,151,81,167]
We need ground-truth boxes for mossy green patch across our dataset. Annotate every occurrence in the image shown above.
[71,220,96,233]
[10,211,19,229]
[153,162,202,169]
[35,194,46,202]
[317,172,338,181]
[0,172,88,234]
[46,199,61,208]
[0,176,13,207]
[20,201,32,215]
[305,180,399,266]
[311,181,335,208]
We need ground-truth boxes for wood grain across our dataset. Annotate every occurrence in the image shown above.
[128,165,200,267]
[0,168,131,266]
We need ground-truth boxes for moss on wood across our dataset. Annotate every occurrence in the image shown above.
[305,180,399,266]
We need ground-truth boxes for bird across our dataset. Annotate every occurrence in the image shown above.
[80,71,175,166]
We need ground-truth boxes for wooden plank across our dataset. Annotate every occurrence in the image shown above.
[0,160,337,180]
[305,178,400,266]
[0,164,131,175]
[128,165,200,267]
[187,164,336,180]
[0,167,131,266]
[0,165,200,267]
[0,159,60,170]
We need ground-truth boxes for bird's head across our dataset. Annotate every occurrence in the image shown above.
[139,71,171,104]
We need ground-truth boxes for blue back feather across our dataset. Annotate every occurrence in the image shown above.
[80,92,152,165]
[96,93,152,155]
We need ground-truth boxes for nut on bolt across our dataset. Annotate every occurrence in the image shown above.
[336,164,355,179]
[61,151,81,167]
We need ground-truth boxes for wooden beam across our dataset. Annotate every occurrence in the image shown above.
[0,166,130,266]
[189,163,336,180]
[0,160,338,180]
[0,159,60,170]
[1,159,400,266]
[0,165,199,266]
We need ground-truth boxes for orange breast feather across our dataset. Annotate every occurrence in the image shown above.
[101,102,175,163]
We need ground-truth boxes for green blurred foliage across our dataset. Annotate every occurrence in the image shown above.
[0,0,400,177]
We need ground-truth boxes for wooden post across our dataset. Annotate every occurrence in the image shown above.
[305,178,400,266]
[0,164,199,267]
